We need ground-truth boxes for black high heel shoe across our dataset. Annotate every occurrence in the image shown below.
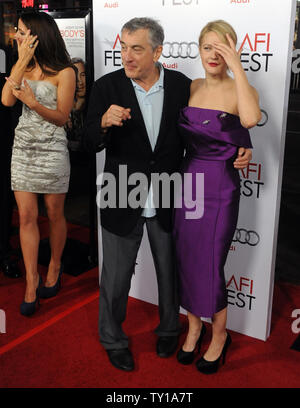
[177,323,207,365]
[20,275,42,317]
[196,332,232,374]
[39,264,64,299]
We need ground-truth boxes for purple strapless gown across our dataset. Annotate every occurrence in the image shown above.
[173,107,252,318]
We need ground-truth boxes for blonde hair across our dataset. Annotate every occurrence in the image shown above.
[198,20,237,46]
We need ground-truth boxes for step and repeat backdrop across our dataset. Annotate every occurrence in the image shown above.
[92,0,295,341]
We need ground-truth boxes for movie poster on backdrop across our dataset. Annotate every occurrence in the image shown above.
[92,0,296,340]
[0,49,5,74]
[55,18,86,62]
[53,16,87,151]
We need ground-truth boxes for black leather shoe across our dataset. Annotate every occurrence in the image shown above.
[106,348,134,371]
[156,336,179,358]
[0,258,21,278]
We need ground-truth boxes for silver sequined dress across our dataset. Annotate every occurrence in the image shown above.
[11,80,70,194]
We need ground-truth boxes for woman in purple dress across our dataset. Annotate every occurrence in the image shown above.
[173,20,261,374]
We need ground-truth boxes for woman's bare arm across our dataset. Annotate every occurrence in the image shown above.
[8,67,76,127]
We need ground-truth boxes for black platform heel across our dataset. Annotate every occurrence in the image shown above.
[177,323,207,365]
[20,275,42,317]
[196,332,232,374]
[39,263,64,299]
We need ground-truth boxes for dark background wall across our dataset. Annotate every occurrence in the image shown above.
[276,5,300,284]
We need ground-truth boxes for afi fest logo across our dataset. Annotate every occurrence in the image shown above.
[227,275,256,311]
[239,33,273,72]
[0,309,6,334]
[239,161,264,199]
[104,34,122,67]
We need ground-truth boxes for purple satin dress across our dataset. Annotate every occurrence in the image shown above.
[173,107,252,318]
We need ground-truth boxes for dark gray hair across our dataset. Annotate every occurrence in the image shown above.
[121,17,164,50]
[71,57,85,66]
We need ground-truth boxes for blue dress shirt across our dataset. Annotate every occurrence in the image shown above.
[131,64,164,217]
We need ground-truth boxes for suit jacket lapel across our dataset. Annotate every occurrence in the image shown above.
[154,69,170,154]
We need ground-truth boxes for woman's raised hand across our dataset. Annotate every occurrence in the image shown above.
[213,33,242,73]
[16,29,39,67]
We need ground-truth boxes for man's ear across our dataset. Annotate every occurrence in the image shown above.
[154,45,163,62]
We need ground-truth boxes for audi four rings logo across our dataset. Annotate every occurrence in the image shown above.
[162,42,199,59]
[233,229,260,246]
[257,109,268,127]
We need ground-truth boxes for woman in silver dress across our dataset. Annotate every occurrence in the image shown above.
[1,12,76,316]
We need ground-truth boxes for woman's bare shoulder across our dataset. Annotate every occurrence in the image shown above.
[56,67,76,87]
[190,78,204,93]
[58,66,75,79]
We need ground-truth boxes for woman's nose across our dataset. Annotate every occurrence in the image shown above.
[211,49,219,59]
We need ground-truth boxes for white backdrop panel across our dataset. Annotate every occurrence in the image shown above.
[93,0,296,340]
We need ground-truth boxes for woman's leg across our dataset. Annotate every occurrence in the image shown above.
[14,191,39,302]
[182,311,203,352]
[43,193,67,287]
[203,307,228,361]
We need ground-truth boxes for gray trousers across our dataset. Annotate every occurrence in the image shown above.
[99,216,181,350]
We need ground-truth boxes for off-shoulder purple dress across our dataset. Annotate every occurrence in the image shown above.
[173,107,252,318]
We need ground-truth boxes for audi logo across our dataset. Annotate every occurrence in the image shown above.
[257,109,268,127]
[232,229,260,246]
[162,42,199,59]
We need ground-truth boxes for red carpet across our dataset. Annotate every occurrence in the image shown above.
[0,214,300,388]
